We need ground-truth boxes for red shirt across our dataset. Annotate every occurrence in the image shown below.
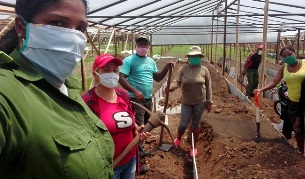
[81,88,137,167]
[98,96,136,166]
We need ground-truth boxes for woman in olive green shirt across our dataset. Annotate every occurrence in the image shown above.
[0,0,114,178]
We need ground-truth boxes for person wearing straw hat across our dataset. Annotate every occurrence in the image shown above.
[242,44,263,98]
[82,54,150,178]
[167,46,213,157]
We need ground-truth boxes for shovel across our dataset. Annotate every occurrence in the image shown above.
[113,101,175,167]
[158,66,173,151]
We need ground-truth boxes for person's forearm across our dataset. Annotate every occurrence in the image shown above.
[205,73,213,103]
[153,67,168,82]
[118,77,137,94]
[261,81,277,92]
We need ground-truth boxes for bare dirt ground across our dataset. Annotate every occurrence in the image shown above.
[135,57,305,179]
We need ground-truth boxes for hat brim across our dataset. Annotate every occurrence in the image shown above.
[186,52,204,56]
[95,57,123,70]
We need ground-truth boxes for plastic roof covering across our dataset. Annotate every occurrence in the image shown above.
[0,0,304,45]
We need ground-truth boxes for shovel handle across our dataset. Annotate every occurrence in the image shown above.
[159,67,173,146]
[113,135,140,167]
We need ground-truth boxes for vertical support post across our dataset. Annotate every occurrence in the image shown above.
[259,0,269,106]
[104,29,115,54]
[131,32,134,54]
[114,30,117,57]
[222,0,227,76]
[210,10,214,63]
[124,33,129,51]
[215,6,219,66]
[234,0,240,86]
[297,29,300,55]
[121,32,125,52]
[98,30,101,54]
[276,31,281,64]
[150,34,153,57]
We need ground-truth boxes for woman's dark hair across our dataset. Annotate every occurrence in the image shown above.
[0,0,88,54]
[279,45,295,56]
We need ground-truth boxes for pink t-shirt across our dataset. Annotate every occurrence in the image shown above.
[98,95,136,167]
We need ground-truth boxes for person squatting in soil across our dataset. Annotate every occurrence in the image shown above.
[82,54,150,179]
[242,45,263,98]
[119,36,173,173]
[0,0,116,178]
[167,46,213,157]
[254,45,305,155]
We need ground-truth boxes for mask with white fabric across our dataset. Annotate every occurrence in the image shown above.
[19,20,87,85]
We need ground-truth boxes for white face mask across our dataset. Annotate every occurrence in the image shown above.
[95,72,119,88]
[257,50,262,55]
[20,22,87,85]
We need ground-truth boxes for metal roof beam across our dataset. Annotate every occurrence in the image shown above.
[137,7,216,33]
[114,23,305,28]
[127,0,218,32]
[106,0,184,30]
[99,0,161,24]
[251,0,305,10]
[225,10,297,25]
[103,0,201,32]
[228,6,305,23]
[88,13,305,18]
[88,1,127,15]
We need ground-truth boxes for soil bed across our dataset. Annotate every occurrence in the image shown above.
[135,58,305,179]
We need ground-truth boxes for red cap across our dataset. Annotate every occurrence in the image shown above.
[258,45,263,49]
[93,54,122,71]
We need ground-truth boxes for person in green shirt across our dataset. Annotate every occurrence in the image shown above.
[0,0,114,178]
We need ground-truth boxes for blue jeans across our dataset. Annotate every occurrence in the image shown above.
[114,156,136,179]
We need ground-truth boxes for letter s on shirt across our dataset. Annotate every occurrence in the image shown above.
[113,111,133,128]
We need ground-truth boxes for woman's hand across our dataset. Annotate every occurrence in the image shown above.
[294,117,301,133]
[253,89,263,95]
[135,125,151,141]
[205,104,212,113]
[165,87,174,93]
[133,90,144,101]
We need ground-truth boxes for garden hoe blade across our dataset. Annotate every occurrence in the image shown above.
[159,67,173,151]
[159,143,173,151]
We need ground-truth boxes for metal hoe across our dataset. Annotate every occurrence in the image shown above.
[113,101,175,167]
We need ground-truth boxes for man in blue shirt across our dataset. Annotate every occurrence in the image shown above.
[119,36,173,173]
